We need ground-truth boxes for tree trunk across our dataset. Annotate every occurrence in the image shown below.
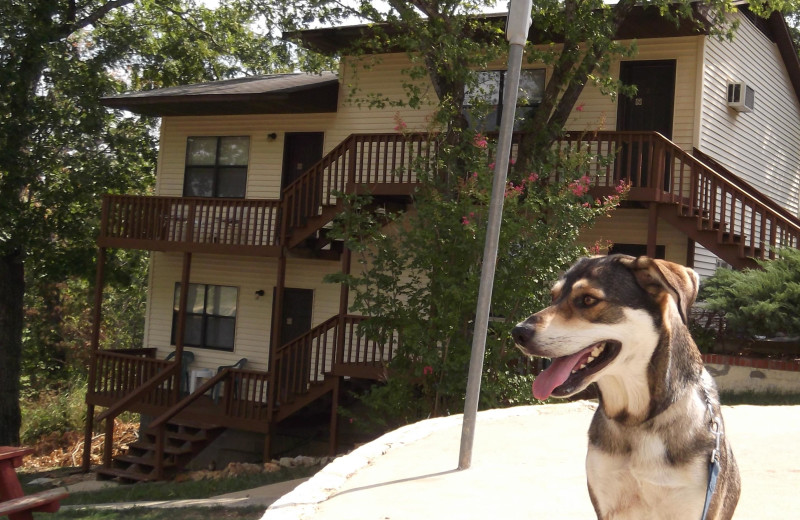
[0,252,25,445]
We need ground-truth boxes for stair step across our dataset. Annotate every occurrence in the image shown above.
[112,454,177,469]
[96,466,155,483]
[127,441,192,456]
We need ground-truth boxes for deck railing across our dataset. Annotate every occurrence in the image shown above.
[99,195,282,255]
[89,350,177,409]
[558,131,800,260]
[281,133,435,233]
[272,314,396,403]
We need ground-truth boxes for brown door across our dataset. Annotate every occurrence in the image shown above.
[282,133,324,189]
[617,60,676,188]
[282,133,324,227]
[276,288,314,347]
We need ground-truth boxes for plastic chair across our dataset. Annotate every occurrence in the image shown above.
[165,350,195,394]
[212,358,247,403]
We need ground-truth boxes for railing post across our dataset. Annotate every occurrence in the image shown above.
[347,136,357,192]
[155,424,165,480]
[102,417,114,469]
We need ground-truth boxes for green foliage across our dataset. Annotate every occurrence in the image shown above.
[700,248,800,338]
[20,379,88,445]
[327,133,625,425]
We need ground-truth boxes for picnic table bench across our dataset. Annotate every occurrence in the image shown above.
[0,447,68,520]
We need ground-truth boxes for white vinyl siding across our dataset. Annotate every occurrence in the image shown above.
[695,11,800,276]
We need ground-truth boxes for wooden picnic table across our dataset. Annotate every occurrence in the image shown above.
[0,446,68,520]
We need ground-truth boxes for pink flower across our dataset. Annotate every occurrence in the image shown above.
[423,366,433,375]
[474,134,488,148]
[576,103,585,112]
[615,179,629,194]
[569,180,589,197]
[469,212,475,218]
[488,162,496,170]
[462,217,470,226]
[528,173,539,182]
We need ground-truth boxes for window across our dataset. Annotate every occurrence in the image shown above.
[172,283,238,351]
[184,136,249,198]
[463,69,545,130]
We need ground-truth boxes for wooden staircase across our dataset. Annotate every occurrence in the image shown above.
[560,130,800,269]
[97,419,224,482]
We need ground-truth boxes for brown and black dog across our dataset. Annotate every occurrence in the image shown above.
[512,255,740,520]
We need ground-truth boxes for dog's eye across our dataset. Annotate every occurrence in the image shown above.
[578,295,599,307]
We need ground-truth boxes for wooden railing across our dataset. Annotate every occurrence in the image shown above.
[99,195,282,255]
[558,131,800,261]
[281,133,435,233]
[272,314,396,403]
[89,350,177,408]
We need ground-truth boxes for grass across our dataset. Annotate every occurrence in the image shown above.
[720,390,800,406]
[35,506,266,519]
[21,465,318,506]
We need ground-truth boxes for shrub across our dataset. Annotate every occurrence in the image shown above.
[700,248,800,338]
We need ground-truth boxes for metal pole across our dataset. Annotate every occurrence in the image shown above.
[459,0,532,470]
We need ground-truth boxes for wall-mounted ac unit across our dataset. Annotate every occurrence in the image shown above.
[727,82,754,112]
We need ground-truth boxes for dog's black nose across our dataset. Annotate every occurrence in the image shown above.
[512,324,534,346]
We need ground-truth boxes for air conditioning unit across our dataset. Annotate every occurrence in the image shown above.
[727,82,755,112]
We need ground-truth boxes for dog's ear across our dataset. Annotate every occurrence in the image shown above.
[618,256,699,324]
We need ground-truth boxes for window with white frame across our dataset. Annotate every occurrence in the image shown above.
[184,136,249,198]
[463,69,545,130]
[171,283,238,351]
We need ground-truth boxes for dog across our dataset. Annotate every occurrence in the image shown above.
[512,255,740,520]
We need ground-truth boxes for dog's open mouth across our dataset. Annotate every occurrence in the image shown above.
[532,340,621,400]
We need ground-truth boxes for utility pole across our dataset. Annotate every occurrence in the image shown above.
[458,0,533,470]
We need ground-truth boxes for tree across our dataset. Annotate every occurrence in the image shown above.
[0,0,302,445]
[285,0,799,423]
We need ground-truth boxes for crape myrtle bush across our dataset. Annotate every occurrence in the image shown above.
[326,130,627,428]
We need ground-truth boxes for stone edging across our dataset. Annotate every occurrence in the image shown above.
[702,354,800,372]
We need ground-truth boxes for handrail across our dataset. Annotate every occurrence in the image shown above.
[96,364,178,422]
[280,132,434,238]
[558,130,800,261]
[148,369,230,430]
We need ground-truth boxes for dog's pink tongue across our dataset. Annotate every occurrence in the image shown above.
[532,349,589,400]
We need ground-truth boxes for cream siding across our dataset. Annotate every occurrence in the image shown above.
[145,253,342,372]
[695,12,800,275]
[579,208,689,265]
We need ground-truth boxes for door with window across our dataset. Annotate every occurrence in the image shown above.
[617,60,675,189]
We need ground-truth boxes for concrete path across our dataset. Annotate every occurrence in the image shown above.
[61,477,310,512]
[264,402,800,519]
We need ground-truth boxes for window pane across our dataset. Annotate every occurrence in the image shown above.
[186,284,206,314]
[184,167,214,197]
[205,317,235,349]
[184,315,204,346]
[186,137,217,166]
[173,283,205,313]
[216,167,247,198]
[518,70,545,107]
[464,71,501,106]
[218,137,249,166]
[207,286,237,317]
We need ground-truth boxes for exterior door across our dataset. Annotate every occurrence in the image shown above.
[282,133,324,190]
[282,133,324,225]
[617,60,676,188]
[277,288,314,346]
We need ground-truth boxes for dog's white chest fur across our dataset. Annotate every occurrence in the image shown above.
[586,429,707,519]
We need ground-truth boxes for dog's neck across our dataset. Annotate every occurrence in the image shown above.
[596,313,703,424]
[596,374,651,423]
